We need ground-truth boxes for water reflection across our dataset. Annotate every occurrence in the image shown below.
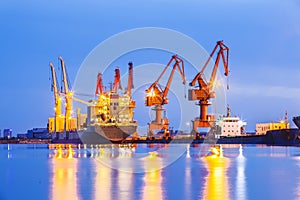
[186,144,191,158]
[236,145,247,200]
[142,170,163,200]
[270,146,290,157]
[117,171,133,200]
[294,153,300,199]
[142,148,163,200]
[93,161,112,200]
[47,144,251,200]
[202,145,230,200]
[50,146,79,200]
[7,144,12,159]
[184,161,192,199]
[48,144,167,200]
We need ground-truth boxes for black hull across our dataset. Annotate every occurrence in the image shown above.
[217,135,267,144]
[293,116,300,129]
[78,124,137,144]
[265,129,300,146]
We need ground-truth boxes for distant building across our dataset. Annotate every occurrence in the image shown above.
[3,129,13,138]
[17,133,27,139]
[26,128,51,139]
[256,122,290,135]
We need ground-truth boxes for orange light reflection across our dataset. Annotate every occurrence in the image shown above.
[51,146,79,200]
[202,145,230,200]
[142,152,163,200]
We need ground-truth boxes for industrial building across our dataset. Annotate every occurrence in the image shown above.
[256,122,290,135]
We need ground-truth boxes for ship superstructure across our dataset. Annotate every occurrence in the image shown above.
[216,106,247,137]
[78,64,137,143]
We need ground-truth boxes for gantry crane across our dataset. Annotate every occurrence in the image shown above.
[112,68,122,93]
[126,62,136,123]
[126,62,134,97]
[145,55,186,139]
[95,72,104,96]
[48,62,64,133]
[59,56,77,132]
[50,62,61,120]
[93,72,109,122]
[188,40,229,135]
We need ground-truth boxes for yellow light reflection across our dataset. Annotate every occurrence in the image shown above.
[142,151,163,200]
[142,170,163,200]
[51,146,79,200]
[93,145,135,199]
[202,145,230,200]
[93,161,112,200]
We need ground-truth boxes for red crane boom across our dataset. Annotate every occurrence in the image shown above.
[188,41,229,133]
[145,54,186,107]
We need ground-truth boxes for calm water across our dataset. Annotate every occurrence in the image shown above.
[1,143,300,200]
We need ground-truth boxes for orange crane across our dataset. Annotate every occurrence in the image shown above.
[93,71,109,122]
[48,62,64,133]
[59,56,77,132]
[125,62,136,123]
[188,40,229,135]
[145,55,186,139]
[126,62,134,97]
[112,68,122,93]
[95,73,104,96]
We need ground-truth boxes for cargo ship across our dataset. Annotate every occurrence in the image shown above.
[79,122,137,144]
[78,93,138,144]
[293,116,300,129]
[198,106,272,144]
[212,108,266,144]
[215,111,300,145]
[78,64,137,144]
[262,115,300,146]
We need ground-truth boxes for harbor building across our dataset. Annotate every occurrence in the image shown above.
[256,122,290,135]
[256,112,290,135]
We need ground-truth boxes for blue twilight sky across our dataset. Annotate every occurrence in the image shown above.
[1,0,300,134]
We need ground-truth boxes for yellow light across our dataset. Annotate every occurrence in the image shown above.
[146,151,158,160]
[146,91,156,97]
[210,146,220,156]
